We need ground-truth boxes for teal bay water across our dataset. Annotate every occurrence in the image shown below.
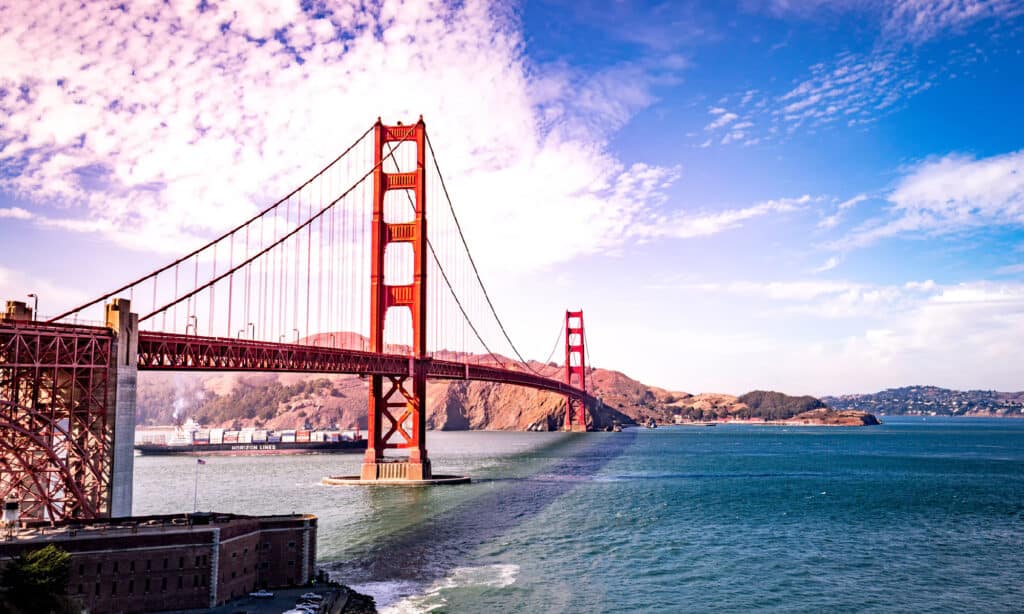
[134,417,1024,612]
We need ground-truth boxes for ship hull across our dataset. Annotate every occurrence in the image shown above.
[134,440,367,456]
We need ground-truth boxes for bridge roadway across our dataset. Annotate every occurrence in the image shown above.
[137,331,595,404]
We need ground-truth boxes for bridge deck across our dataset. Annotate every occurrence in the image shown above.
[137,332,593,402]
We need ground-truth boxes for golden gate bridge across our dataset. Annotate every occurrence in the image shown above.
[0,118,594,521]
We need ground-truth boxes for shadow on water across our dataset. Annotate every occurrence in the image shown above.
[322,429,638,587]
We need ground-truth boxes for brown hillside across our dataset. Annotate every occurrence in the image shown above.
[135,352,876,429]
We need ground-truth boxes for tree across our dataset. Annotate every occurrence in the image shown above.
[0,544,80,613]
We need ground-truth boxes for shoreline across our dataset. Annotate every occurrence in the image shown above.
[664,421,873,428]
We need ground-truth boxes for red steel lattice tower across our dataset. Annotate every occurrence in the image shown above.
[360,118,432,481]
[564,310,587,432]
[0,318,113,519]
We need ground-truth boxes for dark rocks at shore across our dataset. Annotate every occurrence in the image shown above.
[338,585,377,614]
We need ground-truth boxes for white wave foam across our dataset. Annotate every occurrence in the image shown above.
[380,564,520,614]
[349,580,424,610]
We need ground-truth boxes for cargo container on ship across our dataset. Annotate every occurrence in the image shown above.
[134,422,365,456]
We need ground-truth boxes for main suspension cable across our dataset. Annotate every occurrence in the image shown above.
[378,133,505,366]
[424,132,547,376]
[50,124,375,322]
[139,148,383,323]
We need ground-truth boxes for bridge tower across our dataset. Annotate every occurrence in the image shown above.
[564,310,588,432]
[361,118,432,481]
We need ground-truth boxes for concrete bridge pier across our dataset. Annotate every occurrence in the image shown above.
[106,299,138,518]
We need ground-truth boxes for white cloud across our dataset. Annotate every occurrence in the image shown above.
[818,193,869,229]
[684,279,864,302]
[830,280,1024,385]
[813,256,839,273]
[818,213,842,229]
[884,0,1024,42]
[0,207,32,220]
[705,111,738,131]
[774,51,929,130]
[838,193,869,210]
[890,150,1024,222]
[754,0,1023,43]
[0,0,681,274]
[995,263,1024,275]
[841,149,1024,248]
[729,0,1023,144]
[668,276,1024,392]
[634,195,812,240]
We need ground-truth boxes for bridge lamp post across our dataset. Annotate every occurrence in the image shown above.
[26,293,37,321]
[248,322,255,340]
[237,328,245,339]
[279,334,286,343]
[293,328,300,344]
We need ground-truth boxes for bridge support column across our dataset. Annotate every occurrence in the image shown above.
[360,117,432,482]
[106,299,138,517]
[565,310,588,432]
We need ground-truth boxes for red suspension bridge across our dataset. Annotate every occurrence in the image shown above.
[0,118,595,521]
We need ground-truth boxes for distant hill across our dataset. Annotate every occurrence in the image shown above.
[738,390,826,419]
[823,386,1024,417]
[134,341,878,430]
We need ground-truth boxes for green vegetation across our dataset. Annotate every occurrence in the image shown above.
[736,390,826,420]
[136,375,337,425]
[0,544,79,614]
[194,378,334,425]
[670,390,828,422]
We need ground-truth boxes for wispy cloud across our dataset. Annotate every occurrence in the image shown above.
[836,149,1024,248]
[703,107,760,146]
[717,1,1023,146]
[0,207,33,220]
[0,0,683,274]
[776,51,930,130]
[884,0,1024,42]
[995,263,1024,275]
[661,275,1024,392]
[634,195,814,240]
[818,193,869,228]
[705,110,739,130]
[752,0,1024,43]
[813,256,840,273]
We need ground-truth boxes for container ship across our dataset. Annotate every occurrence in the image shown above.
[135,419,367,456]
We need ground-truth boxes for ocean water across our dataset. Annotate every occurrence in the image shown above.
[133,417,1024,612]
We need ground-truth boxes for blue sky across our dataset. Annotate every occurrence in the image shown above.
[1,0,1023,395]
